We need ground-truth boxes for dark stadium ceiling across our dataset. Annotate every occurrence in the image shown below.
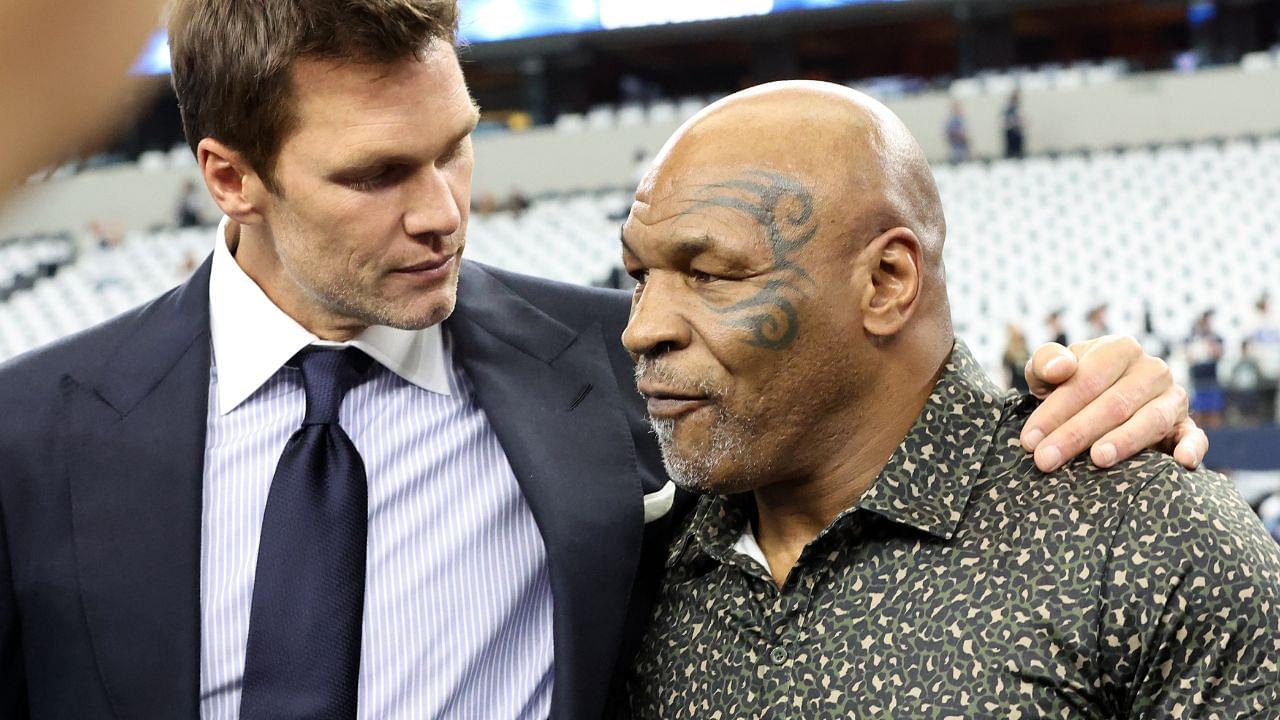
[131,0,1132,73]
[456,0,1211,117]
[457,0,1128,60]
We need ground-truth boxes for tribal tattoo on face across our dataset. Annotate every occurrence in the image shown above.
[682,169,820,351]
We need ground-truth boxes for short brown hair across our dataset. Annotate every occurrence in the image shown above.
[168,0,458,192]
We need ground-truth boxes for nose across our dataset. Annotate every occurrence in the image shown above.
[403,167,462,240]
[622,272,693,360]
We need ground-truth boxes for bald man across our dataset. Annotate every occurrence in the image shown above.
[612,82,1280,718]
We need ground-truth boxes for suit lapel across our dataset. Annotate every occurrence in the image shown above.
[62,259,212,719]
[448,263,644,720]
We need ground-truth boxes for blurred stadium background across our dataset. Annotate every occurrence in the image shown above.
[2,0,1279,533]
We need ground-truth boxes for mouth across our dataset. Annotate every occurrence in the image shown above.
[391,255,455,283]
[639,384,712,419]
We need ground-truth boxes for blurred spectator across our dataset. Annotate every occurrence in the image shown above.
[1186,310,1226,428]
[1249,293,1280,381]
[472,191,500,216]
[1002,323,1031,393]
[1045,310,1068,346]
[945,101,970,164]
[1227,339,1269,425]
[1243,298,1279,424]
[176,179,204,228]
[1003,90,1025,159]
[87,220,125,292]
[1136,306,1169,359]
[180,250,200,276]
[508,189,531,218]
[1086,304,1109,337]
[88,220,123,250]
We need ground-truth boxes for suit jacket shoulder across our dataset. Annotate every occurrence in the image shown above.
[472,262,632,324]
[456,262,646,454]
[0,260,213,719]
[465,262,634,360]
[0,277,204,480]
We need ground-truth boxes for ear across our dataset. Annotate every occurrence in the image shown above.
[197,137,270,226]
[857,226,923,338]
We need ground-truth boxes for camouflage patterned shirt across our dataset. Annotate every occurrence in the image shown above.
[616,342,1280,719]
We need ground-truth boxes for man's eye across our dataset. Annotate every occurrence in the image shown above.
[347,167,398,191]
[690,270,717,283]
[348,174,385,191]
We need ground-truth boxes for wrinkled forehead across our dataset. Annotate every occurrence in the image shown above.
[624,163,825,259]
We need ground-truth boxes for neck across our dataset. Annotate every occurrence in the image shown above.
[752,338,951,586]
[231,220,368,342]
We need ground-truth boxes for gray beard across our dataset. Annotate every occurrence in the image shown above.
[635,356,762,493]
[649,409,761,494]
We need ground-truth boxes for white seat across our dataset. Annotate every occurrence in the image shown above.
[553,113,586,133]
[585,106,616,130]
[980,73,1017,96]
[676,96,707,120]
[948,77,981,97]
[137,150,168,172]
[1241,51,1275,73]
[615,104,646,128]
[646,101,678,125]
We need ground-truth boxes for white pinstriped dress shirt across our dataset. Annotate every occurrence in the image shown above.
[199,219,554,718]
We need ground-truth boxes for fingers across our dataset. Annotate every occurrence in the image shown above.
[1171,418,1209,470]
[1021,336,1142,454]
[1086,383,1188,469]
[1024,339,1176,472]
[1024,342,1079,399]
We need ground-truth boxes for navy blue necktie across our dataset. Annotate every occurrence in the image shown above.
[240,347,374,720]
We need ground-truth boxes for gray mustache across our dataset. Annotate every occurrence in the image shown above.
[633,357,724,400]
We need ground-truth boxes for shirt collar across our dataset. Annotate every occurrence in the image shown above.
[208,216,452,415]
[853,339,1009,540]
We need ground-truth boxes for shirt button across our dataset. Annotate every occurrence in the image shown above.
[770,646,788,665]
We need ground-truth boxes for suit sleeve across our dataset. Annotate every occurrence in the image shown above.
[0,488,29,716]
[1098,465,1280,719]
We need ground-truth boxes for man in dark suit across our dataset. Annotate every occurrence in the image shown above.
[0,1,1206,718]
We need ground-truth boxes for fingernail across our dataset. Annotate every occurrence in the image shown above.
[1095,443,1117,467]
[1045,355,1073,376]
[1039,445,1063,472]
[1024,428,1045,451]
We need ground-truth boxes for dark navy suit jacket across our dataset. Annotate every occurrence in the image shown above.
[0,259,685,719]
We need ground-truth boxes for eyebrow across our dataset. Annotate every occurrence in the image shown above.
[621,232,714,262]
[334,110,481,172]
[675,235,711,255]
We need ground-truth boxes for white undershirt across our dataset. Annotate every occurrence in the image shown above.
[733,523,773,576]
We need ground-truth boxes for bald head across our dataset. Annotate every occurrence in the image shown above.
[622,81,957,495]
[643,81,946,269]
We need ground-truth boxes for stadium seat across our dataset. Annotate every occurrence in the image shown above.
[1241,51,1276,73]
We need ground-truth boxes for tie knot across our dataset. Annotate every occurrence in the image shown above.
[295,347,373,425]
